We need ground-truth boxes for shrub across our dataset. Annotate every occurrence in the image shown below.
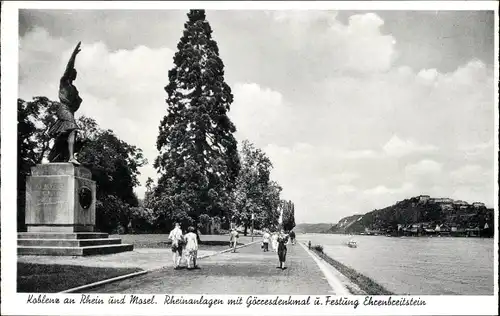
[313,244,324,253]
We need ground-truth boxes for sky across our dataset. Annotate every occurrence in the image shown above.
[18,9,496,224]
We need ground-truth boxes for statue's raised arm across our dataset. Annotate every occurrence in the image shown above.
[62,42,81,82]
[48,42,83,165]
[58,42,83,110]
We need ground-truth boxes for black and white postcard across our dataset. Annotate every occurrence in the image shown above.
[1,1,498,315]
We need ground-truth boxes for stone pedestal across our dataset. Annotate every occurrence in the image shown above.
[25,163,96,232]
[18,163,133,256]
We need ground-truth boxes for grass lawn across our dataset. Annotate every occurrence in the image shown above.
[111,234,253,252]
[17,262,141,293]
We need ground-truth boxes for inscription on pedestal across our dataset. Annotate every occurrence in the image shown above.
[35,182,67,211]
[25,163,96,232]
[27,177,72,225]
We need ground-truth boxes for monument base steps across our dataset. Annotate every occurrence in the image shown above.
[17,232,133,256]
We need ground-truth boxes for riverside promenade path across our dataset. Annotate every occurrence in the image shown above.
[86,241,348,294]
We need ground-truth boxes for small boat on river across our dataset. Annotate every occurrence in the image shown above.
[347,240,357,248]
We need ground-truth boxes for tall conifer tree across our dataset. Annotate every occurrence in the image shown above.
[281,200,296,232]
[154,9,240,229]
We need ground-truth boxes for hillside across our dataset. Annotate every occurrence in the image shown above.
[328,195,494,237]
[325,214,363,234]
[294,223,333,234]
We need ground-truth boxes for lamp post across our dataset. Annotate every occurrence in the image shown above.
[251,213,255,242]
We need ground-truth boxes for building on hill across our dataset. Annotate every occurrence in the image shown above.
[418,195,430,203]
[453,200,469,206]
[435,224,451,236]
[459,213,476,221]
[430,198,454,203]
[450,226,466,237]
[466,227,481,237]
[440,203,454,211]
[453,200,469,210]
[332,195,492,238]
[482,223,493,237]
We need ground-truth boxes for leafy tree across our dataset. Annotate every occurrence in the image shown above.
[17,97,59,230]
[77,124,147,232]
[198,213,211,234]
[233,140,281,234]
[78,126,146,207]
[154,9,240,232]
[260,180,282,230]
[143,177,156,208]
[128,205,157,233]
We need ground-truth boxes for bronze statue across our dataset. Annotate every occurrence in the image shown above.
[48,42,83,165]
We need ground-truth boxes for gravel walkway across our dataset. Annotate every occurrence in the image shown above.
[86,242,337,294]
[17,248,218,271]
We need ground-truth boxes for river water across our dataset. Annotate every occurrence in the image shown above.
[297,233,495,295]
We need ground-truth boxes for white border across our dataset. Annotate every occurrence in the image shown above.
[2,294,499,315]
[1,1,499,315]
[6,1,500,10]
[494,0,500,304]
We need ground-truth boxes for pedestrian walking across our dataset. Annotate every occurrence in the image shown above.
[271,232,279,252]
[184,226,199,269]
[289,230,296,245]
[229,229,239,253]
[262,230,270,252]
[277,230,289,270]
[168,222,184,269]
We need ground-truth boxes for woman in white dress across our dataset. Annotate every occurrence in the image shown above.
[271,232,279,252]
[184,226,199,269]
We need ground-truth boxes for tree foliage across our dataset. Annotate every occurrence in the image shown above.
[18,97,58,230]
[153,9,240,232]
[17,97,148,233]
[280,200,296,232]
[18,97,58,172]
[233,140,282,233]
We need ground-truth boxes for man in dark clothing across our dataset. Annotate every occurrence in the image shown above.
[277,231,289,270]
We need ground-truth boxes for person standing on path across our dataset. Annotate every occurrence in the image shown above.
[262,230,270,252]
[277,230,289,270]
[229,229,239,253]
[289,230,296,245]
[168,222,184,269]
[184,226,199,269]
